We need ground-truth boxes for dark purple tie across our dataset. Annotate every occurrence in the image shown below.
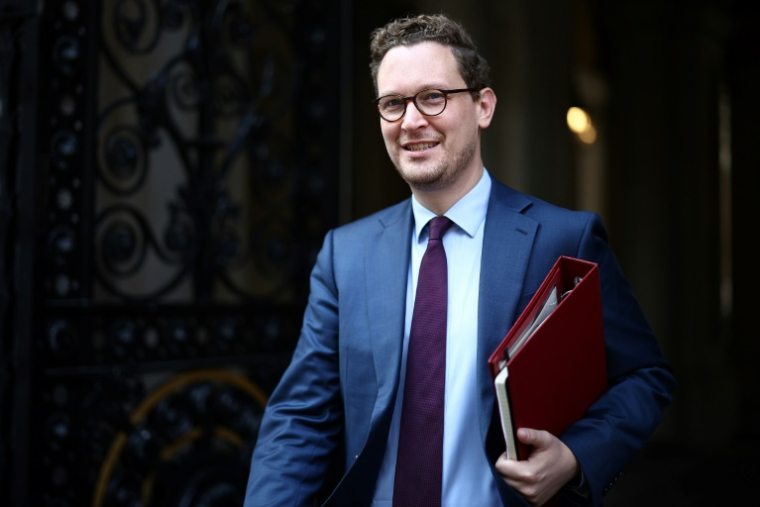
[393,216,453,507]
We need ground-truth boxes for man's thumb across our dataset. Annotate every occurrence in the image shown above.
[517,427,550,447]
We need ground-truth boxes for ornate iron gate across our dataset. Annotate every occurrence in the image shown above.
[1,1,347,505]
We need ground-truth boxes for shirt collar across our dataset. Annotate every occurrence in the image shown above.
[411,169,492,242]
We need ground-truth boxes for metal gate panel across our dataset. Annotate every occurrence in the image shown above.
[1,1,348,505]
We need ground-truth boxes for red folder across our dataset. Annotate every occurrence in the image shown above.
[488,256,607,461]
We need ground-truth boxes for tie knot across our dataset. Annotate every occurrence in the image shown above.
[428,216,453,241]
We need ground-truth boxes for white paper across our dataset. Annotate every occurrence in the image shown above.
[508,286,559,358]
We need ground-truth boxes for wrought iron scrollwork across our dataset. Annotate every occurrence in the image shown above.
[85,370,267,507]
[94,0,321,303]
[13,0,342,505]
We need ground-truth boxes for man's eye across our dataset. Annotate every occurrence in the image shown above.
[381,98,403,110]
[419,91,445,103]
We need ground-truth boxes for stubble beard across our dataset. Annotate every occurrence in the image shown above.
[393,139,477,193]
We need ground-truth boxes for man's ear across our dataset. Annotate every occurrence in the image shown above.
[476,87,497,129]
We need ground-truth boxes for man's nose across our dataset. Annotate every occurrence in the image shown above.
[401,100,429,129]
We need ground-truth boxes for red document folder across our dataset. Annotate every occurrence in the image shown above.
[488,256,608,461]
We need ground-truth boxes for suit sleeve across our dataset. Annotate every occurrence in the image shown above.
[559,214,677,507]
[244,230,344,507]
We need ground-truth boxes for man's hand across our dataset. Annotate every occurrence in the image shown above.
[494,428,580,507]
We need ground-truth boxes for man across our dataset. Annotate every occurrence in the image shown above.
[244,13,676,507]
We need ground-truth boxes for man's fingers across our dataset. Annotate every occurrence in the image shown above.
[497,430,579,507]
[517,428,551,449]
[494,452,517,475]
[517,428,532,443]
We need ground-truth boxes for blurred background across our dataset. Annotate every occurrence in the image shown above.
[0,0,757,506]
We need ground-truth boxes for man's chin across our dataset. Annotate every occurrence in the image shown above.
[398,170,447,192]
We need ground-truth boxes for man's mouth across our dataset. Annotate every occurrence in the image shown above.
[404,142,439,152]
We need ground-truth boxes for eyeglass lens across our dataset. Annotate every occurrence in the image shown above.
[377,89,448,121]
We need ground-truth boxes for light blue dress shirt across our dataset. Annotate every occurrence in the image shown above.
[372,169,502,506]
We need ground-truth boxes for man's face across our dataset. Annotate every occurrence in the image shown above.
[375,42,487,193]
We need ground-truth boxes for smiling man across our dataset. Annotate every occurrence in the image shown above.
[244,13,675,507]
[375,41,491,210]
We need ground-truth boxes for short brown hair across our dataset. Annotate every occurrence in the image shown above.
[369,13,491,94]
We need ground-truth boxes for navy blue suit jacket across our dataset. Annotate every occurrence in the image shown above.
[244,179,676,506]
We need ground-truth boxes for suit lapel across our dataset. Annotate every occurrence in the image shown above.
[476,181,538,439]
[365,201,413,414]
[325,205,412,507]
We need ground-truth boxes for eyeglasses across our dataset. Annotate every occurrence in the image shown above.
[373,88,480,122]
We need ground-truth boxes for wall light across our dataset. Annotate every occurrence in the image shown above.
[566,106,597,144]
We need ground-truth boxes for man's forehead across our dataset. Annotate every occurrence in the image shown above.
[376,42,462,93]
[379,41,455,64]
